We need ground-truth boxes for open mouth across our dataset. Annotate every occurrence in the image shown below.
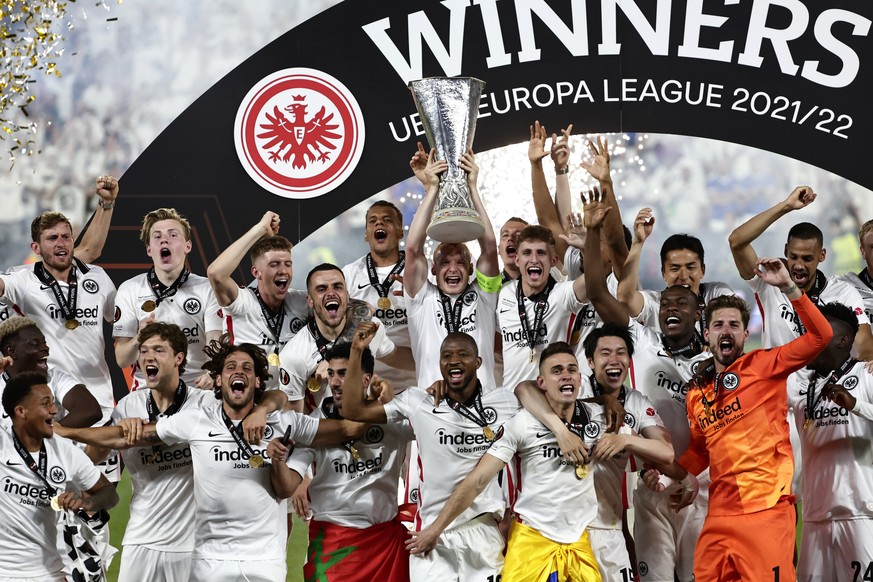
[145,365,159,381]
[374,228,388,241]
[447,367,463,382]
[274,278,289,292]
[527,266,543,278]
[718,338,734,357]
[160,247,171,259]
[505,244,517,257]
[559,383,575,395]
[604,367,622,382]
[324,299,340,315]
[665,316,681,328]
[445,275,462,286]
[37,357,49,371]
[230,377,247,394]
[45,418,54,429]
[791,270,809,285]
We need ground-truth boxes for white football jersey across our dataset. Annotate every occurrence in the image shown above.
[747,274,869,348]
[787,361,873,522]
[1,264,117,420]
[406,280,498,388]
[156,403,318,560]
[114,273,222,389]
[278,317,393,406]
[626,320,711,457]
[0,368,81,432]
[487,408,598,543]
[286,402,414,528]
[498,280,582,391]
[636,281,735,334]
[0,430,101,578]
[344,255,416,390]
[0,297,18,325]
[221,287,309,391]
[835,271,873,325]
[112,386,212,550]
[383,386,520,531]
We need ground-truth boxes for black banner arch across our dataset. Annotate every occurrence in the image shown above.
[111,0,872,280]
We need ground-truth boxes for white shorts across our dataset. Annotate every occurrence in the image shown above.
[409,514,504,582]
[97,449,122,483]
[633,471,709,582]
[0,576,64,582]
[588,527,633,582]
[189,557,286,582]
[118,545,191,582]
[798,518,873,581]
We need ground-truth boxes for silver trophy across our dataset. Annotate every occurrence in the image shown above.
[409,77,486,243]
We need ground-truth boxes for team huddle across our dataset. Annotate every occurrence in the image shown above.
[1,124,872,582]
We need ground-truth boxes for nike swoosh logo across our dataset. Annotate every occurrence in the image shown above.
[5,460,21,466]
[357,283,370,289]
[535,432,552,439]
[208,431,225,437]
[39,285,52,290]
[432,408,452,414]
[103,465,118,474]
[499,308,512,314]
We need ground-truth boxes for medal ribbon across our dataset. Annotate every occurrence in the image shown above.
[563,400,592,440]
[34,261,78,323]
[695,283,707,342]
[804,356,857,426]
[146,266,190,308]
[253,288,285,351]
[443,382,492,430]
[365,251,405,302]
[308,319,337,360]
[590,374,627,406]
[11,429,56,495]
[438,285,471,334]
[794,270,828,335]
[662,333,702,358]
[220,408,257,459]
[516,277,556,353]
[144,380,187,461]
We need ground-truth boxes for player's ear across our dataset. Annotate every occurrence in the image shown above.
[819,247,826,264]
[475,356,482,369]
[30,241,41,257]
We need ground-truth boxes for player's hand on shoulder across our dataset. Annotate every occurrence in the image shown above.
[369,375,394,403]
[242,407,268,444]
[0,355,13,373]
[193,372,214,391]
[426,379,448,406]
[592,433,626,461]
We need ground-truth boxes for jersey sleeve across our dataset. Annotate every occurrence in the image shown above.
[278,340,310,402]
[155,408,200,445]
[629,391,666,432]
[66,441,102,492]
[285,445,316,478]
[383,387,423,424]
[113,280,140,338]
[369,317,395,359]
[202,286,224,333]
[100,271,118,323]
[556,280,584,313]
[636,290,661,327]
[679,410,710,475]
[0,269,27,305]
[223,286,253,314]
[276,410,320,446]
[485,412,524,464]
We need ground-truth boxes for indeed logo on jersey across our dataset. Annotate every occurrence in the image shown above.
[3,477,52,508]
[656,371,689,402]
[139,446,193,470]
[47,305,98,324]
[437,429,492,454]
[501,325,548,347]
[803,404,849,428]
[697,397,744,431]
[332,452,384,477]
[436,310,476,334]
[374,307,407,325]
[779,304,803,335]
[210,445,270,469]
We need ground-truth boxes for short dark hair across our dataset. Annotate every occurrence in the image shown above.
[705,295,751,330]
[249,235,293,264]
[366,200,403,225]
[517,224,555,248]
[819,302,859,339]
[503,217,529,228]
[31,212,72,243]
[323,342,375,375]
[2,371,49,417]
[202,335,272,399]
[787,222,824,247]
[660,234,705,268]
[663,284,700,305]
[306,263,344,290]
[539,341,577,370]
[441,332,478,357]
[138,322,189,375]
[583,323,635,359]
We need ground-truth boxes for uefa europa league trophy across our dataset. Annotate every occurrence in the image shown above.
[409,77,486,243]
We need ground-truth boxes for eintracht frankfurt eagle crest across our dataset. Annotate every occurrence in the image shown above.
[235,68,365,199]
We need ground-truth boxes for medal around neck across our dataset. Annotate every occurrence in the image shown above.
[575,464,589,479]
[249,454,264,468]
[64,319,79,330]
[307,376,322,393]
[267,352,281,367]
[141,300,157,312]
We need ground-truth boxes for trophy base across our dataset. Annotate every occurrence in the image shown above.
[427,208,486,243]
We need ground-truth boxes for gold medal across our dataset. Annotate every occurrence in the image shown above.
[64,319,79,330]
[267,352,280,367]
[575,464,589,480]
[141,300,157,312]
[50,495,62,511]
[307,376,322,393]
[249,454,264,468]
[349,445,360,461]
[377,296,392,310]
[483,426,494,441]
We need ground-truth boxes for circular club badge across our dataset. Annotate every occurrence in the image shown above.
[235,68,365,199]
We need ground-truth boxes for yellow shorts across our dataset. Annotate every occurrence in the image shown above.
[502,520,602,582]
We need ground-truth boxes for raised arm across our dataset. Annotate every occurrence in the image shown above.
[405,146,448,298]
[552,125,574,241]
[462,150,498,277]
[728,186,816,280]
[58,384,103,428]
[529,121,569,264]
[340,321,389,424]
[207,211,280,307]
[616,208,655,318]
[581,137,627,275]
[74,175,119,263]
[406,452,506,555]
[580,189,631,326]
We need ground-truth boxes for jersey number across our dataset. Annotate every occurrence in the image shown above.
[851,561,873,581]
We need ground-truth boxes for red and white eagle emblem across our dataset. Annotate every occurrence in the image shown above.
[258,95,341,169]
